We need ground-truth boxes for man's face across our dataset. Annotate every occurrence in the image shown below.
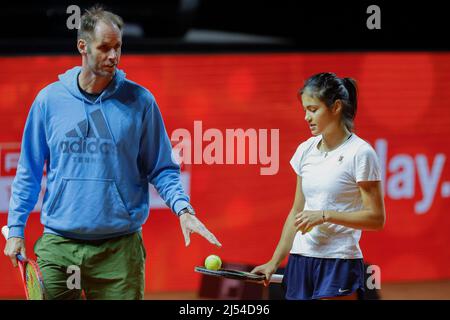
[84,21,122,78]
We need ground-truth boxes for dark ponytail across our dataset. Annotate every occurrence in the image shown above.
[299,73,358,131]
[342,77,358,131]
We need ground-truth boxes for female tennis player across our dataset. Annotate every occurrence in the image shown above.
[252,72,386,300]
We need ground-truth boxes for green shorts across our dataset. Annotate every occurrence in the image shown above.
[34,231,146,300]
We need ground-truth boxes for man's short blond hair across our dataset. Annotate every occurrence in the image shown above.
[77,5,124,42]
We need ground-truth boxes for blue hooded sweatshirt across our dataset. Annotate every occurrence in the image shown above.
[8,66,190,240]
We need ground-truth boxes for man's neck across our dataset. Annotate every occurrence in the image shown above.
[78,68,113,94]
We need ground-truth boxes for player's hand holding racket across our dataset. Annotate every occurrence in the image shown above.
[179,213,222,247]
[2,226,46,300]
[251,261,280,287]
[4,234,27,268]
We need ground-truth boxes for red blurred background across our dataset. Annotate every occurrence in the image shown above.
[0,53,449,298]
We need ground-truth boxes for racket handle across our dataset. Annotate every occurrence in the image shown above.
[270,274,283,284]
[16,254,26,262]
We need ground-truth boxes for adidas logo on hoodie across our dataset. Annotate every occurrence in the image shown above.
[60,109,116,154]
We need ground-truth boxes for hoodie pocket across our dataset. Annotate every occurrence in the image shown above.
[47,178,131,235]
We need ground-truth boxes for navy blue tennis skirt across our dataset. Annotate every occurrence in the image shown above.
[282,254,365,300]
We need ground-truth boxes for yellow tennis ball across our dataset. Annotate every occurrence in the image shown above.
[205,255,222,271]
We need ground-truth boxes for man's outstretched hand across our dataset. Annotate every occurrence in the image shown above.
[179,213,221,247]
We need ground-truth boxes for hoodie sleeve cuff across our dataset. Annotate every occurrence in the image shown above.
[7,226,25,239]
[173,200,191,216]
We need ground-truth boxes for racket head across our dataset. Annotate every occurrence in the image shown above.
[194,266,265,282]
[22,259,46,300]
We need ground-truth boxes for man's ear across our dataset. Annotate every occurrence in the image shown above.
[77,39,88,55]
[332,99,343,115]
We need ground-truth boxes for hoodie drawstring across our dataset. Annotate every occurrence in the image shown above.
[82,98,89,139]
[99,95,117,145]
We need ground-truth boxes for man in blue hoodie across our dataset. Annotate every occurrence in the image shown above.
[3,6,221,299]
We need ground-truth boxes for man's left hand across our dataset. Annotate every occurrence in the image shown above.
[179,213,222,247]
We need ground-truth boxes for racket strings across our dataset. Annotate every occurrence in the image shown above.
[25,264,45,300]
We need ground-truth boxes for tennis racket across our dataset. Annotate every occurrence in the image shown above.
[195,266,284,284]
[2,226,46,300]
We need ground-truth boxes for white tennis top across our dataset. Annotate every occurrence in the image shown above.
[289,133,381,259]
